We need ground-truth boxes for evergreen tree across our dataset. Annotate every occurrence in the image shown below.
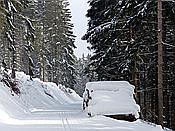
[32,0,76,88]
[83,0,175,129]
[0,0,35,95]
[74,54,91,96]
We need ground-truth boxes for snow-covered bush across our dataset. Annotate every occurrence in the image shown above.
[83,81,140,119]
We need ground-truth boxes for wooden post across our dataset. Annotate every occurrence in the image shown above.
[157,0,163,127]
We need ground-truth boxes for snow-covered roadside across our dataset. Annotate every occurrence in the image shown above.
[0,72,164,131]
[0,72,81,117]
[0,112,164,131]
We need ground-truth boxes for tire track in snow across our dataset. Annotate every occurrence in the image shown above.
[61,111,71,131]
[65,117,72,131]
[61,117,66,131]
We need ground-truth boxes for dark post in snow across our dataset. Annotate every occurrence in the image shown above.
[157,0,163,127]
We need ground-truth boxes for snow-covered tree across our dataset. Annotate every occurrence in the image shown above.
[0,0,35,95]
[32,0,76,89]
[83,0,175,129]
[0,0,35,79]
[74,54,92,96]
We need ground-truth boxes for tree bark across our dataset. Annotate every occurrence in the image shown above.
[172,13,175,130]
[157,0,163,127]
[11,13,16,79]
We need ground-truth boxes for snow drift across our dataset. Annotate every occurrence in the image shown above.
[0,71,82,118]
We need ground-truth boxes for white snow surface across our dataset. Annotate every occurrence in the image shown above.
[83,81,140,118]
[86,81,135,92]
[0,72,163,131]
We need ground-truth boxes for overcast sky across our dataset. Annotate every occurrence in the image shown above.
[69,0,90,58]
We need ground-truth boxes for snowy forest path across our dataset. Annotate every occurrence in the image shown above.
[0,98,163,131]
[0,104,164,131]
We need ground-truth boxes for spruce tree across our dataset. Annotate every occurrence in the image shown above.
[83,0,175,129]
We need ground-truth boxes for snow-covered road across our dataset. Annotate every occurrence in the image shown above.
[0,105,163,131]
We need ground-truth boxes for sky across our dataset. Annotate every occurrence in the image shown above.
[68,0,90,58]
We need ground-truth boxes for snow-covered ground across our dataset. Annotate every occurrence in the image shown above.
[0,72,164,131]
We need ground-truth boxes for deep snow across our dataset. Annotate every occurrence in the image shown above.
[0,71,164,131]
[83,81,140,118]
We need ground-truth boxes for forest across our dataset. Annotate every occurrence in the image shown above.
[82,0,175,130]
[0,0,175,130]
[0,0,77,89]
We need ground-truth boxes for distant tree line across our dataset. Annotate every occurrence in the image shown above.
[74,54,95,96]
[83,0,175,130]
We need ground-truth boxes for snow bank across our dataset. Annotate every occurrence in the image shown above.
[83,81,140,118]
[16,72,82,108]
[0,71,82,117]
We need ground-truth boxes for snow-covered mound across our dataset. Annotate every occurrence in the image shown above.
[0,71,82,118]
[83,81,140,118]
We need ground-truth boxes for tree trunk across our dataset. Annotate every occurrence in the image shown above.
[157,0,163,127]
[11,13,16,79]
[11,50,16,79]
[172,13,175,130]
